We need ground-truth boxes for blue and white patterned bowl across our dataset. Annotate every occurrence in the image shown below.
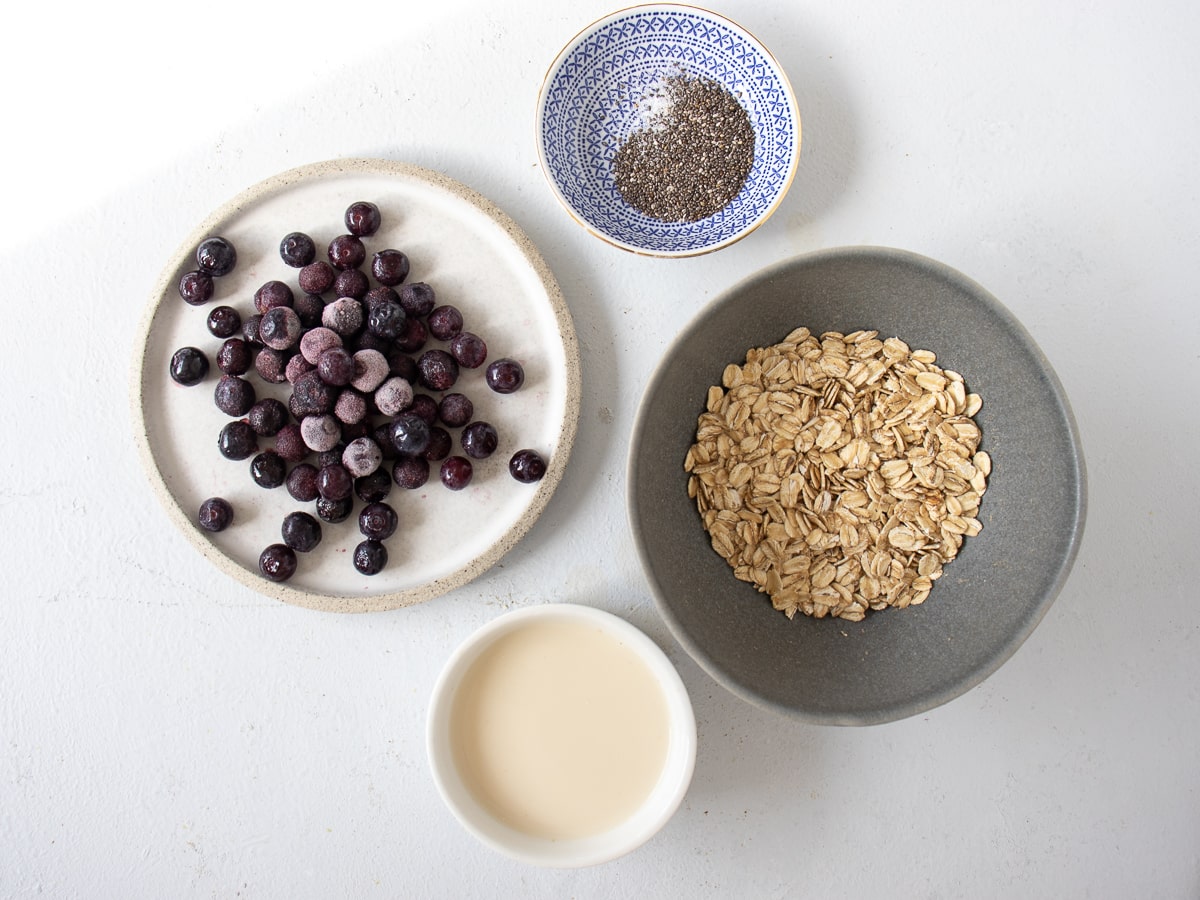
[537,4,800,257]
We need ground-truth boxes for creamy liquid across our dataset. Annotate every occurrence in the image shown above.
[449,618,670,841]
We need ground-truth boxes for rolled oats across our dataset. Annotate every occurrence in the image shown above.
[684,327,990,621]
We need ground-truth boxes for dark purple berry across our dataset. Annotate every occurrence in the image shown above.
[250,450,287,489]
[440,456,473,491]
[427,305,463,341]
[394,316,428,353]
[242,314,264,346]
[258,543,297,582]
[317,444,347,470]
[279,231,316,267]
[247,398,288,436]
[290,369,337,417]
[509,449,548,483]
[392,455,430,489]
[390,413,431,456]
[178,270,214,306]
[396,281,434,317]
[328,234,366,271]
[408,394,439,425]
[417,349,459,391]
[315,495,353,523]
[322,297,364,336]
[196,236,237,276]
[275,424,308,463]
[218,420,258,460]
[461,421,499,459]
[355,469,393,503]
[438,393,473,428]
[367,300,406,340]
[214,374,255,416]
[353,539,388,575]
[449,332,487,369]
[281,511,322,552]
[317,347,355,386]
[259,306,302,350]
[364,286,399,312]
[216,338,252,376]
[342,436,382,477]
[169,347,209,386]
[254,280,294,314]
[254,348,290,385]
[345,201,381,237]
[316,463,352,501]
[372,422,398,460]
[197,497,233,532]
[285,354,315,385]
[358,502,398,540]
[387,347,418,381]
[333,267,369,299]
[424,426,452,461]
[486,358,525,394]
[371,249,410,286]
[298,260,336,294]
[293,293,326,328]
[286,462,320,501]
[206,305,242,338]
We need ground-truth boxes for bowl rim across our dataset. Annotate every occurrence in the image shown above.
[426,603,697,866]
[626,245,1089,724]
[535,2,802,258]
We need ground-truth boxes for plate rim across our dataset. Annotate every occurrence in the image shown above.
[131,157,582,613]
[626,244,1088,724]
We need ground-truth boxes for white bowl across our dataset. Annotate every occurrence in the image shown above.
[426,604,696,867]
[536,4,801,257]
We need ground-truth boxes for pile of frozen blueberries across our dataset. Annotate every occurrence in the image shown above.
[169,201,548,584]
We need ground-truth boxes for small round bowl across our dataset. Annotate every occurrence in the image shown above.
[537,4,800,257]
[628,247,1087,725]
[427,604,696,867]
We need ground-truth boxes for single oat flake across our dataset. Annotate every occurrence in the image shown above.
[684,328,990,622]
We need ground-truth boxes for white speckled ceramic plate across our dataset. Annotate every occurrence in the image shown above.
[133,159,581,612]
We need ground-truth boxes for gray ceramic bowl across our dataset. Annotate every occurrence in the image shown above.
[628,247,1086,725]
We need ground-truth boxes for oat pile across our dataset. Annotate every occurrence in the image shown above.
[684,327,990,622]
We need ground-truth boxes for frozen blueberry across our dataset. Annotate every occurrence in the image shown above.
[509,449,547,483]
[258,544,297,582]
[367,300,406,341]
[197,497,233,532]
[427,305,463,341]
[247,398,288,436]
[345,201,381,237]
[254,348,290,385]
[169,347,209,386]
[424,426,452,462]
[355,469,392,503]
[275,424,308,463]
[334,388,368,425]
[218,420,259,460]
[301,414,342,452]
[178,270,214,306]
[322,297,364,336]
[254,280,294,315]
[358,502,398,540]
[285,353,316,384]
[290,370,337,417]
[352,539,388,575]
[438,393,473,428]
[396,281,434,317]
[317,346,355,386]
[281,511,322,552]
[439,456,473,491]
[299,260,336,295]
[259,306,302,350]
[371,249,410,286]
[196,236,237,276]
[315,495,353,524]
[392,456,430,490]
[417,349,459,392]
[328,234,366,271]
[374,376,414,416]
[300,327,343,365]
[449,332,487,369]
[293,292,326,328]
[216,338,252,376]
[317,463,353,501]
[250,450,287,489]
[206,306,242,338]
[350,349,390,393]
[485,358,524,394]
[286,462,320,501]
[460,421,498,459]
[408,394,439,425]
[214,375,255,416]
[342,436,382,478]
[394,316,428,353]
[279,232,316,268]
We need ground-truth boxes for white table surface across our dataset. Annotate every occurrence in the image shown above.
[3,1,1198,897]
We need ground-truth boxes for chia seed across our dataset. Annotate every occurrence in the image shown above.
[612,74,756,223]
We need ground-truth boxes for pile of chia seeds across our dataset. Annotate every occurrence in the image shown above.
[612,74,755,223]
